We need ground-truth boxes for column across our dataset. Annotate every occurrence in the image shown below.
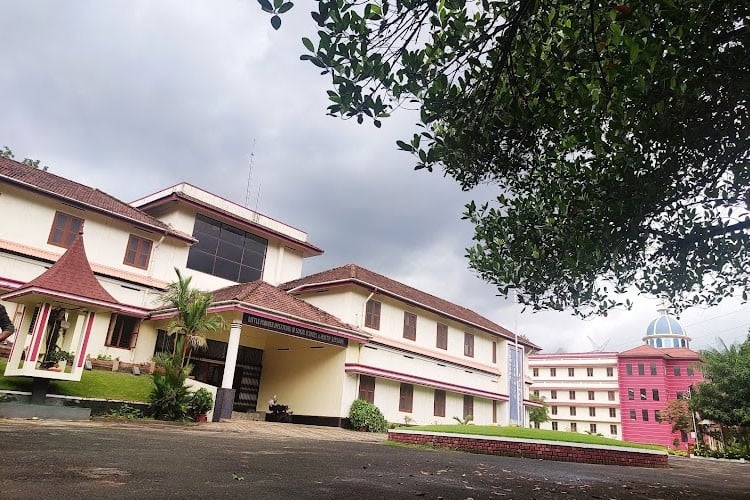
[214,320,241,422]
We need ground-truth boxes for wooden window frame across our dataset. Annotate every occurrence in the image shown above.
[610,424,618,435]
[570,422,577,432]
[586,367,594,377]
[588,391,595,400]
[402,311,417,341]
[106,314,140,350]
[569,390,576,400]
[48,211,83,248]
[358,375,376,403]
[589,407,596,417]
[606,367,614,377]
[463,332,474,358]
[399,383,414,413]
[589,423,597,434]
[364,300,381,330]
[569,406,576,416]
[652,389,660,401]
[552,421,558,430]
[492,341,497,364]
[463,394,473,419]
[436,323,448,350]
[609,408,617,418]
[568,367,575,377]
[433,389,446,417]
[123,234,153,269]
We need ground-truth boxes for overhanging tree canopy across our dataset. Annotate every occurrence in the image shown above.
[300,0,749,316]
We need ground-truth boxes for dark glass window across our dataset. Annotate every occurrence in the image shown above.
[650,363,658,375]
[48,211,83,248]
[463,395,474,419]
[568,367,575,377]
[610,424,618,435]
[587,367,594,377]
[187,214,267,283]
[629,409,637,420]
[638,363,645,375]
[640,388,647,400]
[464,332,474,357]
[358,375,375,403]
[106,314,140,349]
[652,389,660,401]
[628,388,635,400]
[606,367,614,377]
[626,364,633,375]
[609,408,617,418]
[642,409,649,421]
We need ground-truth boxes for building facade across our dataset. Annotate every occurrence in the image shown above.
[529,308,703,449]
[0,157,538,425]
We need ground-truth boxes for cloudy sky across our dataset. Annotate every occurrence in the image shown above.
[2,1,748,353]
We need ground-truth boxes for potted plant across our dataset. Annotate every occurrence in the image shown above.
[188,388,214,422]
[42,346,74,371]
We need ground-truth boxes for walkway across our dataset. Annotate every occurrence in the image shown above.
[200,419,386,442]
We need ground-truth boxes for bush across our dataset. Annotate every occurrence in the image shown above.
[187,388,214,420]
[149,349,191,421]
[349,399,388,433]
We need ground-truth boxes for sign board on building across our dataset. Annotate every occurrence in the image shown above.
[242,313,348,347]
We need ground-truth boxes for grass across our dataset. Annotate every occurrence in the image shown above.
[0,357,152,402]
[404,424,665,451]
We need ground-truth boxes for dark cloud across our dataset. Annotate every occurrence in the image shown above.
[1,1,747,353]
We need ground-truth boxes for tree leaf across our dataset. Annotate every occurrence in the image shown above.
[271,15,282,30]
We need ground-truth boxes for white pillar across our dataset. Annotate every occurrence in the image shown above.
[221,320,242,389]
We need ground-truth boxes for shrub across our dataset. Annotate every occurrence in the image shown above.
[149,347,192,421]
[187,388,214,420]
[349,399,387,433]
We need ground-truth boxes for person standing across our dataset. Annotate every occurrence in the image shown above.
[0,304,15,343]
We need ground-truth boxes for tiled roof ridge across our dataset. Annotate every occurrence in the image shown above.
[0,156,192,241]
[211,280,360,333]
[282,263,537,347]
[19,231,119,304]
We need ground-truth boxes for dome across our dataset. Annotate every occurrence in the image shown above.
[645,313,685,336]
[642,304,691,349]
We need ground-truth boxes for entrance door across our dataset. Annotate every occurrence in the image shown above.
[232,346,263,412]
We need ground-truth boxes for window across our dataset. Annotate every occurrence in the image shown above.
[436,323,448,350]
[492,341,497,364]
[638,363,645,375]
[606,367,614,377]
[681,431,688,442]
[687,367,694,377]
[186,214,267,282]
[492,400,497,423]
[550,390,557,399]
[533,421,540,429]
[587,391,595,401]
[570,422,577,432]
[364,300,381,330]
[626,364,633,375]
[533,390,539,397]
[674,366,681,376]
[399,383,413,412]
[532,368,539,377]
[403,312,417,340]
[123,234,153,269]
[642,409,649,421]
[640,388,647,400]
[650,363,657,375]
[552,422,558,430]
[463,395,474,419]
[608,390,616,401]
[568,367,575,377]
[589,407,596,417]
[106,314,140,349]
[655,410,662,422]
[609,408,617,418]
[587,367,594,377]
[652,389,660,401]
[589,423,597,434]
[153,329,175,356]
[433,389,446,417]
[551,406,558,415]
[550,367,557,377]
[610,424,618,435]
[628,388,635,400]
[569,406,576,416]
[569,390,576,400]
[463,332,474,357]
[48,211,83,248]
[629,409,637,420]
[358,375,375,403]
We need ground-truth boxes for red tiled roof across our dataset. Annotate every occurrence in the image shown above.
[618,344,701,360]
[0,157,193,242]
[281,264,538,348]
[11,232,119,305]
[211,280,360,333]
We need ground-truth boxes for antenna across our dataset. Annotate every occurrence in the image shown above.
[244,139,256,208]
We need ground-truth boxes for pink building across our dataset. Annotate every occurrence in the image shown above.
[618,308,703,450]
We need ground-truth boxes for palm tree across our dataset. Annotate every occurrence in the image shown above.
[162,268,225,369]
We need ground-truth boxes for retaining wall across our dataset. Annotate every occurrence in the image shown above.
[388,430,668,468]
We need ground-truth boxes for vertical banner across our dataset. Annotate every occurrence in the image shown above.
[508,345,523,426]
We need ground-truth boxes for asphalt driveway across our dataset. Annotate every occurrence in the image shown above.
[0,419,747,499]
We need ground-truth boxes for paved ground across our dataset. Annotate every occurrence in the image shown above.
[0,418,748,499]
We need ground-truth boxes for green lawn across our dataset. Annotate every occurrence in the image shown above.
[0,358,152,402]
[405,424,665,451]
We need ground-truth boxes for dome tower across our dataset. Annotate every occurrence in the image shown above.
[643,303,691,349]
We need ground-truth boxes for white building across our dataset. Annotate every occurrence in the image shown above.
[529,352,621,438]
[0,156,539,425]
